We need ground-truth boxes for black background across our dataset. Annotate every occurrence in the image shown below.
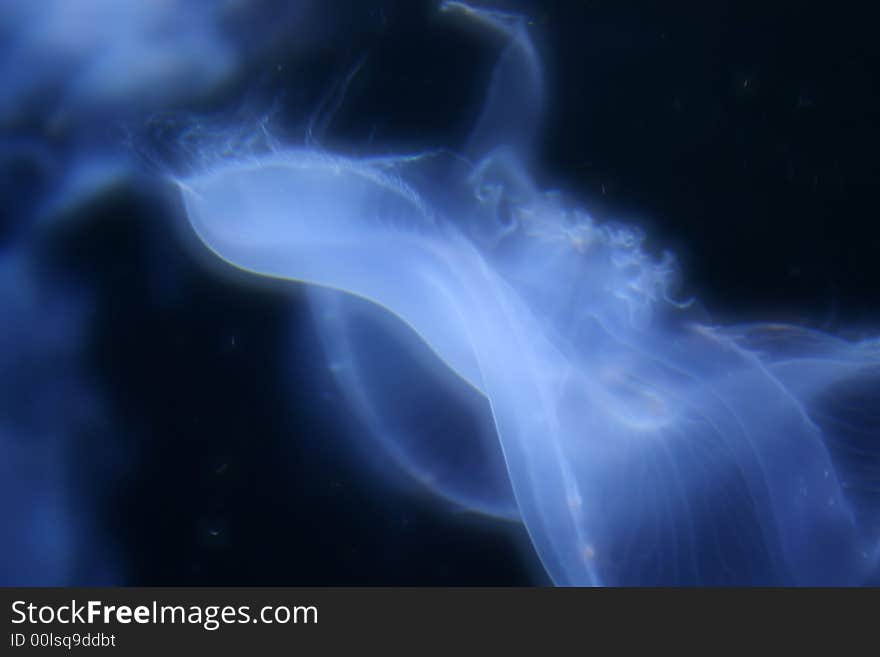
[32,0,880,585]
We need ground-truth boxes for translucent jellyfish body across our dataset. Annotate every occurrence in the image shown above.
[177,2,880,585]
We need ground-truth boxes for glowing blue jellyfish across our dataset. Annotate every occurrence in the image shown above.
[177,2,880,585]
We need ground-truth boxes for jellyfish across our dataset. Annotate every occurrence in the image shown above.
[176,1,880,585]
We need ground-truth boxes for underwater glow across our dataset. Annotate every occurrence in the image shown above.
[0,0,324,120]
[178,2,880,585]
[0,0,348,583]
[0,251,116,585]
[0,0,332,236]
